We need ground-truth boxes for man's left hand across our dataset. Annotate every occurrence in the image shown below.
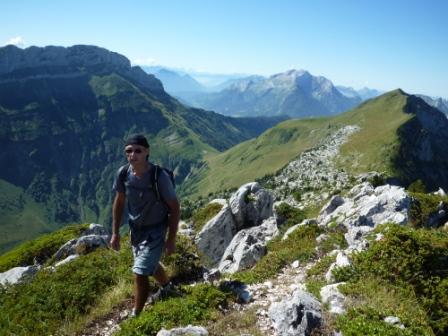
[165,239,176,256]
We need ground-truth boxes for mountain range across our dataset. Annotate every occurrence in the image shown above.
[0,45,285,253]
[152,69,363,118]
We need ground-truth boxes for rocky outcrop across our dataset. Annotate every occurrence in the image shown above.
[268,289,322,336]
[218,217,278,273]
[274,125,360,208]
[53,224,110,262]
[318,182,410,251]
[0,265,40,286]
[229,182,274,230]
[196,184,274,266]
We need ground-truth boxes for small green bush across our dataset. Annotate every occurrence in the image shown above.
[409,192,448,228]
[407,179,427,193]
[292,189,302,202]
[275,202,306,226]
[192,202,223,233]
[0,223,89,272]
[117,284,228,336]
[163,235,203,282]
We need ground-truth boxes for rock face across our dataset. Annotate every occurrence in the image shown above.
[0,265,40,286]
[269,289,322,336]
[195,204,236,265]
[218,217,279,273]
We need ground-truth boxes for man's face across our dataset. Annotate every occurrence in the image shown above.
[124,145,149,164]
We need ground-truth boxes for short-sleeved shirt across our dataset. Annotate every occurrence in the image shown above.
[113,162,177,247]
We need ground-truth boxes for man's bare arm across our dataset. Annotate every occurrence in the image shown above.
[164,198,180,256]
[110,192,126,250]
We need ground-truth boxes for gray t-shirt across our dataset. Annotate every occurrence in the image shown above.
[113,163,177,246]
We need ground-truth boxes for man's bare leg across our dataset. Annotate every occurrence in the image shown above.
[134,274,149,313]
[153,262,169,286]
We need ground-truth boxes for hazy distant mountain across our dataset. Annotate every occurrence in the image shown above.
[417,94,448,115]
[337,85,382,101]
[142,66,205,94]
[188,69,361,117]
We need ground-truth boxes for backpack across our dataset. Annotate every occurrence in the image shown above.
[118,163,175,202]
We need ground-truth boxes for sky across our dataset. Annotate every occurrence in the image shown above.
[1,0,447,98]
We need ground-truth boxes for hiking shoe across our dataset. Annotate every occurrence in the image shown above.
[148,282,182,304]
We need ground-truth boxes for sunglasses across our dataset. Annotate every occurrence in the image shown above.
[125,148,143,154]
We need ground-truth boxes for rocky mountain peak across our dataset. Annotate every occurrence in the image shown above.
[0,44,131,76]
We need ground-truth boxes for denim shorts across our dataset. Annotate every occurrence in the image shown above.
[131,228,166,276]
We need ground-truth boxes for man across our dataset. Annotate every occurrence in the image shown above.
[110,134,180,317]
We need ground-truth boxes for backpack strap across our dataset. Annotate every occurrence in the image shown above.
[153,164,161,201]
[118,163,131,185]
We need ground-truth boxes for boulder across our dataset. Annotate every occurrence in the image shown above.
[229,182,274,230]
[325,251,351,283]
[157,325,208,336]
[195,204,237,266]
[269,289,322,336]
[218,217,278,273]
[320,283,346,315]
[53,234,109,261]
[0,265,40,286]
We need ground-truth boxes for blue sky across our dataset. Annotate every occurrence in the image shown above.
[2,0,447,97]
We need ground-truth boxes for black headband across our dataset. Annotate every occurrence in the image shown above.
[125,134,149,148]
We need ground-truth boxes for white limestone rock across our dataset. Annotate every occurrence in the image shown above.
[320,283,346,315]
[218,217,278,273]
[0,265,40,286]
[195,204,237,266]
[269,289,322,336]
[157,325,208,336]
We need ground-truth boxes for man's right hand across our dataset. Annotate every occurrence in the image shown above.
[110,233,121,251]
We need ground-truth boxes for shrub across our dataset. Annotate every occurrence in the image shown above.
[192,202,223,233]
[275,202,306,226]
[163,235,203,283]
[0,223,89,272]
[407,179,427,193]
[292,189,302,202]
[409,192,448,228]
[117,284,228,336]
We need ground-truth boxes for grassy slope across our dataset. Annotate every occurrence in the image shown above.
[181,90,412,198]
[335,89,411,174]
[0,180,57,254]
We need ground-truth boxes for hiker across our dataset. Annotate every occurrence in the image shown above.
[110,134,180,317]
